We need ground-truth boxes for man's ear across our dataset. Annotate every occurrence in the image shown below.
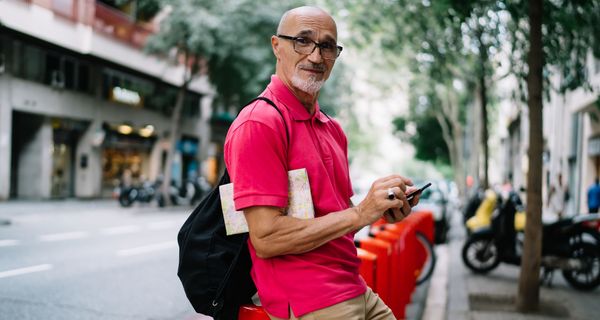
[271,35,281,60]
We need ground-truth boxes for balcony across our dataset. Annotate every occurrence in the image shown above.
[93,2,154,48]
[21,0,155,48]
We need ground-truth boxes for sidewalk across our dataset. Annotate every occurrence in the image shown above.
[422,212,600,320]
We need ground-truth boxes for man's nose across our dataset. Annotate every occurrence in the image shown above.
[307,46,324,64]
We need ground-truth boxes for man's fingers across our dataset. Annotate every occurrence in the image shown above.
[408,193,420,207]
[379,175,413,187]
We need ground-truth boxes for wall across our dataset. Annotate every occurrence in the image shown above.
[0,76,11,200]
[17,118,52,198]
[74,119,102,198]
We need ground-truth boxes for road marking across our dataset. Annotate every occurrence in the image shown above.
[0,240,19,247]
[100,225,142,235]
[117,241,177,257]
[0,264,52,279]
[40,231,89,242]
[147,220,181,230]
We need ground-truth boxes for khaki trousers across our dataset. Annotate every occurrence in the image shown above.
[268,287,396,320]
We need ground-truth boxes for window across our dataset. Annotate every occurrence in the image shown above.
[77,63,90,93]
[24,45,44,82]
[63,58,75,89]
[183,92,201,118]
[11,40,22,76]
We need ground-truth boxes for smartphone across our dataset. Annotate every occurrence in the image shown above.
[406,182,432,202]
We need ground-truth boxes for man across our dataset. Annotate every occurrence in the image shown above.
[587,178,600,213]
[547,173,567,219]
[224,6,419,320]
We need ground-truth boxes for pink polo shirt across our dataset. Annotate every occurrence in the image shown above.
[224,75,366,318]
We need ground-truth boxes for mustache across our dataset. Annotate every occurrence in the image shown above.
[299,63,326,72]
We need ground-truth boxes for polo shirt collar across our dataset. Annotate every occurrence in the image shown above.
[267,75,330,123]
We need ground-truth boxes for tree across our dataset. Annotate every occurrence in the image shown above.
[144,0,286,204]
[502,0,600,311]
[517,0,543,312]
[340,0,491,198]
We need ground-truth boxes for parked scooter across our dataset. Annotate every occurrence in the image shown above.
[117,179,163,207]
[462,190,600,291]
[166,176,211,206]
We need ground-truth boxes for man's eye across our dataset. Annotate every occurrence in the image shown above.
[295,38,310,45]
[321,42,335,50]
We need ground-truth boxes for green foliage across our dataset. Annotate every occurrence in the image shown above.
[394,87,452,165]
[145,0,299,109]
[340,0,486,167]
[136,0,161,21]
[503,0,600,100]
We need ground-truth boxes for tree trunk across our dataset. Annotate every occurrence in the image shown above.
[517,0,543,312]
[436,85,466,199]
[162,82,189,206]
[477,31,489,190]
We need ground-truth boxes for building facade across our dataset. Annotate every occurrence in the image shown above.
[499,53,600,216]
[0,0,215,200]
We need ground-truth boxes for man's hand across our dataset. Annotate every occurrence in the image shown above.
[355,175,414,226]
[384,185,422,223]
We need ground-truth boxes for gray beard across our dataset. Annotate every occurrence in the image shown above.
[290,74,324,95]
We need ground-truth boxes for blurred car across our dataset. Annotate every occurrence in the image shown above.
[411,181,450,244]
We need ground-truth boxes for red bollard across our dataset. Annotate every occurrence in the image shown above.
[355,237,393,304]
[357,248,377,290]
[374,226,417,320]
[409,210,435,243]
[238,304,270,320]
[384,223,425,282]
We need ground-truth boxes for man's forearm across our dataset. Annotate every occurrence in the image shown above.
[245,207,360,259]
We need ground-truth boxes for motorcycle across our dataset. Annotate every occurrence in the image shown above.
[167,177,211,206]
[117,179,163,207]
[462,190,600,291]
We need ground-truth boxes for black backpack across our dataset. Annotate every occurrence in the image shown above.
[177,97,289,320]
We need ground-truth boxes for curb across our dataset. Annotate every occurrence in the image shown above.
[421,244,448,320]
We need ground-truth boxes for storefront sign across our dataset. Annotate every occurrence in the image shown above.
[589,136,600,156]
[112,87,141,106]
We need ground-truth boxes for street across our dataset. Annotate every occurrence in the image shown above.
[0,200,202,320]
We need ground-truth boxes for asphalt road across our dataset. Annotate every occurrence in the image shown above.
[0,200,206,320]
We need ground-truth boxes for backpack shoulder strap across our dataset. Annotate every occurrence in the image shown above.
[320,109,332,120]
[242,96,290,146]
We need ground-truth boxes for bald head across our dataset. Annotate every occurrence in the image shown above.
[271,6,339,102]
[276,6,337,38]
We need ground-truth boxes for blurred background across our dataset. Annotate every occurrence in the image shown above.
[0,0,599,319]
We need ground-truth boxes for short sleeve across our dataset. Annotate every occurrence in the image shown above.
[225,120,288,211]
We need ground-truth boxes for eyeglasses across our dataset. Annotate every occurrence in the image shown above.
[276,34,343,60]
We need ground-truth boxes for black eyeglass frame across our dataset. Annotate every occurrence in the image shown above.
[276,34,343,59]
